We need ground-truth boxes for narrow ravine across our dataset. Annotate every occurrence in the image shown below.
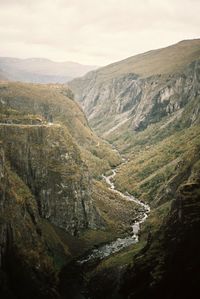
[78,161,150,264]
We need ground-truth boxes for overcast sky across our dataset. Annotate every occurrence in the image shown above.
[0,0,199,65]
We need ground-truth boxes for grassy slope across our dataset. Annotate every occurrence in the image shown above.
[98,39,200,79]
[114,125,200,204]
[84,146,200,298]
[85,112,200,294]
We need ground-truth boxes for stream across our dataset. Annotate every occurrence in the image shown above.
[78,163,150,264]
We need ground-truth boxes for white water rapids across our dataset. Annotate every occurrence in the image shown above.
[79,165,150,264]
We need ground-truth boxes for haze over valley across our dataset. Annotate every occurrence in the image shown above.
[0,57,98,83]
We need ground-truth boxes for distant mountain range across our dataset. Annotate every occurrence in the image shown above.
[0,57,98,83]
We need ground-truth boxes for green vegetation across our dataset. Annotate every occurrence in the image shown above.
[90,199,171,276]
[0,82,121,179]
[91,180,137,235]
[99,39,200,79]
[114,125,200,203]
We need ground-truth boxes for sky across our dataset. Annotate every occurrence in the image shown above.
[0,0,199,66]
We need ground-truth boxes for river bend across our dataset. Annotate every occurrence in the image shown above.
[79,165,150,264]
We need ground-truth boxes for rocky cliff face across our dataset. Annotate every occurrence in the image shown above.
[0,145,60,298]
[0,122,105,297]
[69,40,200,137]
[70,60,200,136]
[0,82,121,175]
[0,124,102,236]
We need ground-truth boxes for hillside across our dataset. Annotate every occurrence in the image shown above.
[0,82,141,298]
[69,39,200,135]
[0,82,121,174]
[0,57,98,83]
[70,39,200,85]
[67,39,200,298]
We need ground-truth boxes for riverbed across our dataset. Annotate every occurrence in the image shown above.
[78,165,150,264]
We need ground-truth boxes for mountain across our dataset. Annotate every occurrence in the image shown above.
[69,39,200,136]
[0,57,98,83]
[0,39,200,298]
[68,39,200,298]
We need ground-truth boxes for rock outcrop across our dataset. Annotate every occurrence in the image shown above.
[0,124,102,235]
[0,145,60,298]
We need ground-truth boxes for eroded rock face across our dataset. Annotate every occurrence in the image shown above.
[0,145,62,298]
[69,60,200,136]
[0,124,102,236]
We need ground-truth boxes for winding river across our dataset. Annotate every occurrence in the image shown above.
[78,163,150,264]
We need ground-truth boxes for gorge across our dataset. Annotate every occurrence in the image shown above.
[79,163,150,264]
[0,39,200,299]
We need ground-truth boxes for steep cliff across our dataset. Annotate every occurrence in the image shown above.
[69,39,200,137]
[0,146,60,298]
[0,124,102,235]
[0,121,104,298]
[0,82,135,298]
[0,82,121,176]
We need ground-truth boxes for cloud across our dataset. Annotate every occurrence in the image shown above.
[0,0,199,65]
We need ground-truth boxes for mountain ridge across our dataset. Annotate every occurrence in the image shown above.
[0,57,98,83]
[70,39,200,82]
